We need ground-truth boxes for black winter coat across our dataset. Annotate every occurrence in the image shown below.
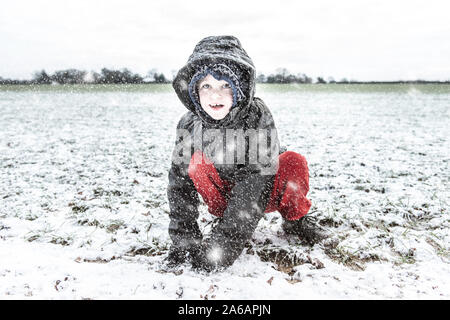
[168,35,282,271]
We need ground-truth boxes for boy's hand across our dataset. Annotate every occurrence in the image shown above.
[189,238,238,273]
[189,243,216,273]
[164,246,188,268]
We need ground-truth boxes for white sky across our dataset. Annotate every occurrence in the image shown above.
[1,0,450,81]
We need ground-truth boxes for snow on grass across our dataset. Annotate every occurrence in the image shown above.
[0,84,449,299]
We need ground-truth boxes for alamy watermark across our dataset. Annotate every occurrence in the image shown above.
[172,124,280,175]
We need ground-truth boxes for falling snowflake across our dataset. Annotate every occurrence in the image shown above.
[179,79,188,91]
[286,181,299,191]
[238,210,251,220]
[207,246,223,263]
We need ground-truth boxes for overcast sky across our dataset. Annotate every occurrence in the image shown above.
[1,0,450,81]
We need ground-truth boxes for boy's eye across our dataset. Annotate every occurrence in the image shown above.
[223,83,231,89]
[201,83,210,89]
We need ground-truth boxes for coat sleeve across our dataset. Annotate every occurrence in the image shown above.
[167,114,202,250]
[193,98,281,271]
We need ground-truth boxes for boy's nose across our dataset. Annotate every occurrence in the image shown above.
[211,92,221,99]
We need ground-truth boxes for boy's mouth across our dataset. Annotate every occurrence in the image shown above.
[209,104,224,110]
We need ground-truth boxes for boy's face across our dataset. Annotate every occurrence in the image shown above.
[198,74,233,120]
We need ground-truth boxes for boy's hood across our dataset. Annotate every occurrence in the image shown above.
[172,35,256,127]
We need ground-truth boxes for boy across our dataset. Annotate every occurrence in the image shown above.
[167,35,323,272]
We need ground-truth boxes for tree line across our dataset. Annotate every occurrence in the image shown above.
[0,67,336,85]
[0,67,448,85]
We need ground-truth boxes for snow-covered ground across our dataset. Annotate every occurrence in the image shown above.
[0,84,449,299]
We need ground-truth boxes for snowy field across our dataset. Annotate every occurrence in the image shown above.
[0,84,449,299]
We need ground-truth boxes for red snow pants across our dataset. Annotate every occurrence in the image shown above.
[188,151,311,221]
